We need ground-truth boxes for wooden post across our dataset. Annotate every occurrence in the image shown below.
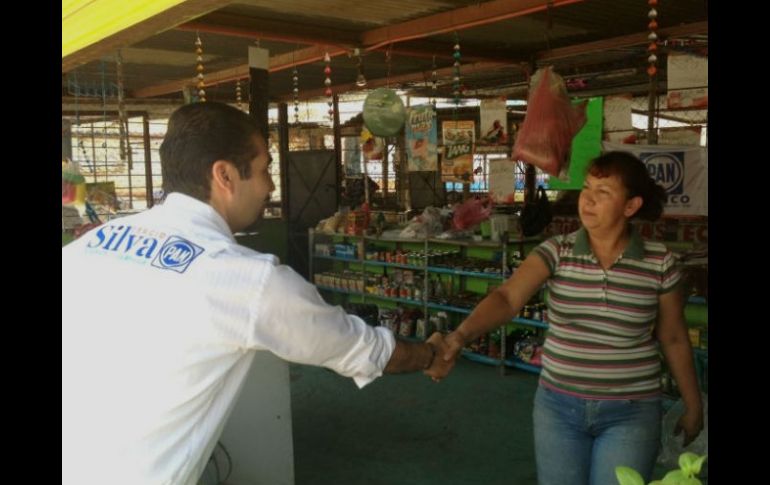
[248,46,270,142]
[278,102,290,218]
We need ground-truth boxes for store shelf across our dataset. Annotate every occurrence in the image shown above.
[428,237,540,247]
[362,293,425,306]
[314,231,362,239]
[398,335,425,343]
[462,351,542,375]
[461,350,502,366]
[426,302,473,314]
[317,285,361,296]
[364,235,425,243]
[503,358,542,375]
[363,260,424,271]
[310,227,544,379]
[511,317,549,330]
[427,266,508,279]
[314,254,361,263]
[693,348,708,358]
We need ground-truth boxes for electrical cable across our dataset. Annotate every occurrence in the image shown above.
[217,441,233,482]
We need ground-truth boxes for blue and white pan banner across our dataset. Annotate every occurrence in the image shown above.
[602,142,707,216]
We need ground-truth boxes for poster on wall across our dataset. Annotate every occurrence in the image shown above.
[405,105,438,171]
[602,142,707,216]
[488,159,517,204]
[343,136,362,176]
[442,120,475,182]
[479,98,508,146]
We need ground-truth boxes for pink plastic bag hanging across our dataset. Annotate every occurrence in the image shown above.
[512,66,587,177]
[452,197,493,231]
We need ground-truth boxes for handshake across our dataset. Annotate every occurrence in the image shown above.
[422,331,466,382]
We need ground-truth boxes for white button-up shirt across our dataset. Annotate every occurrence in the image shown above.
[62,193,395,485]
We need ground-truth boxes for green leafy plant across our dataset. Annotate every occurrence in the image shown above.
[615,452,707,485]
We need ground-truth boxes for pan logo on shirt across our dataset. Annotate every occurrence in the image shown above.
[85,224,204,273]
[151,236,205,273]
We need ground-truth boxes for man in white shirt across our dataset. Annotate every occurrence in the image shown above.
[62,102,450,485]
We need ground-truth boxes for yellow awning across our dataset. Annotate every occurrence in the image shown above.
[62,0,186,58]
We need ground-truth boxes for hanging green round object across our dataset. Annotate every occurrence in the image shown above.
[363,88,406,137]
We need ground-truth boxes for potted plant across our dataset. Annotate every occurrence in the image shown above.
[615,452,707,485]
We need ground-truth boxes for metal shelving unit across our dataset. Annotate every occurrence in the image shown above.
[309,228,546,375]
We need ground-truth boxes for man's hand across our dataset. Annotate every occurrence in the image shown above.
[674,406,704,447]
[423,331,465,382]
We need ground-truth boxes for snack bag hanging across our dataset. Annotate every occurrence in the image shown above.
[62,159,86,206]
[513,66,587,177]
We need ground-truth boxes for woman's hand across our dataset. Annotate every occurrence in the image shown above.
[674,406,704,447]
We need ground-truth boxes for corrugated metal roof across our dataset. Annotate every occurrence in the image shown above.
[63,0,707,103]
[229,0,463,26]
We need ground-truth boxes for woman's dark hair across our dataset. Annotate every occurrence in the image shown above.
[160,102,263,201]
[587,151,667,221]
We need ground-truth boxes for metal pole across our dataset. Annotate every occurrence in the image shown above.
[142,114,154,208]
[116,49,133,208]
[647,74,658,145]
[333,94,342,209]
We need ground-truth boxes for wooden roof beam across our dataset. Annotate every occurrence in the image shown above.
[177,11,360,47]
[133,44,349,98]
[537,21,708,62]
[361,0,584,51]
[275,61,512,102]
[136,0,576,98]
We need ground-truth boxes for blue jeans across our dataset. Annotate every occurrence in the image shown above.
[533,385,662,485]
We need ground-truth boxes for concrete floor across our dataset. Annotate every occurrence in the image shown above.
[290,358,540,485]
[289,357,704,485]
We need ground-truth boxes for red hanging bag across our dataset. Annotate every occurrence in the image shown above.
[513,66,587,177]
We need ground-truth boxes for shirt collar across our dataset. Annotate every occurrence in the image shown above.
[573,225,645,260]
[162,192,235,242]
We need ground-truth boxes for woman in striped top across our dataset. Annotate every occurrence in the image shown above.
[436,151,703,484]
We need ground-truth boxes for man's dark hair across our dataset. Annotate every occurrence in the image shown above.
[160,102,263,201]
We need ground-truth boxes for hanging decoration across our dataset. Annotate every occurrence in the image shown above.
[195,33,206,102]
[452,32,462,108]
[362,88,406,137]
[431,55,438,107]
[116,49,134,209]
[355,49,367,87]
[236,79,243,111]
[100,60,109,165]
[386,45,393,87]
[647,0,659,78]
[292,68,300,124]
[323,51,333,123]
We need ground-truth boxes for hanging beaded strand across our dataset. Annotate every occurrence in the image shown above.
[195,33,206,102]
[324,52,333,123]
[647,1,659,77]
[452,33,462,108]
[293,68,300,124]
[236,79,243,110]
[431,55,438,107]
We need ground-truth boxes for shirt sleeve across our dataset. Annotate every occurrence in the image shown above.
[531,236,562,276]
[247,264,396,388]
[659,251,682,294]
